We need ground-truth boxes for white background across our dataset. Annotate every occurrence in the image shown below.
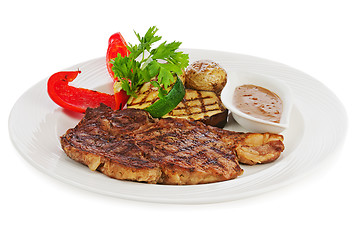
[2,0,359,239]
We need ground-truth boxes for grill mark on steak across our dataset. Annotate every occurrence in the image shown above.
[61,104,284,184]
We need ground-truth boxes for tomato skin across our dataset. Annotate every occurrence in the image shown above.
[114,87,129,110]
[108,32,127,46]
[47,70,117,113]
[106,32,131,109]
[106,32,130,81]
[47,32,131,113]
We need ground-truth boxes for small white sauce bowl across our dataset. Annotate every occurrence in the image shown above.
[221,71,293,133]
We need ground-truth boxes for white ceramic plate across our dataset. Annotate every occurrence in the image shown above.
[8,49,347,204]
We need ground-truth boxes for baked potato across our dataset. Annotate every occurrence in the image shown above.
[185,60,227,94]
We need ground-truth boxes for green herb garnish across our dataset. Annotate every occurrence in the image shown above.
[111,26,189,99]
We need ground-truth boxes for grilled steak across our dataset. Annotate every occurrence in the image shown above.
[61,104,284,185]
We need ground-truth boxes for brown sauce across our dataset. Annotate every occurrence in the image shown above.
[233,84,282,123]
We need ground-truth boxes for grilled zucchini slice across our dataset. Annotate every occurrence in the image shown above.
[127,81,228,128]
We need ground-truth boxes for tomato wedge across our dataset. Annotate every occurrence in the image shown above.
[106,32,130,81]
[47,70,117,113]
[106,32,131,109]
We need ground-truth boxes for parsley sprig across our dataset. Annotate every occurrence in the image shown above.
[111,26,189,99]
